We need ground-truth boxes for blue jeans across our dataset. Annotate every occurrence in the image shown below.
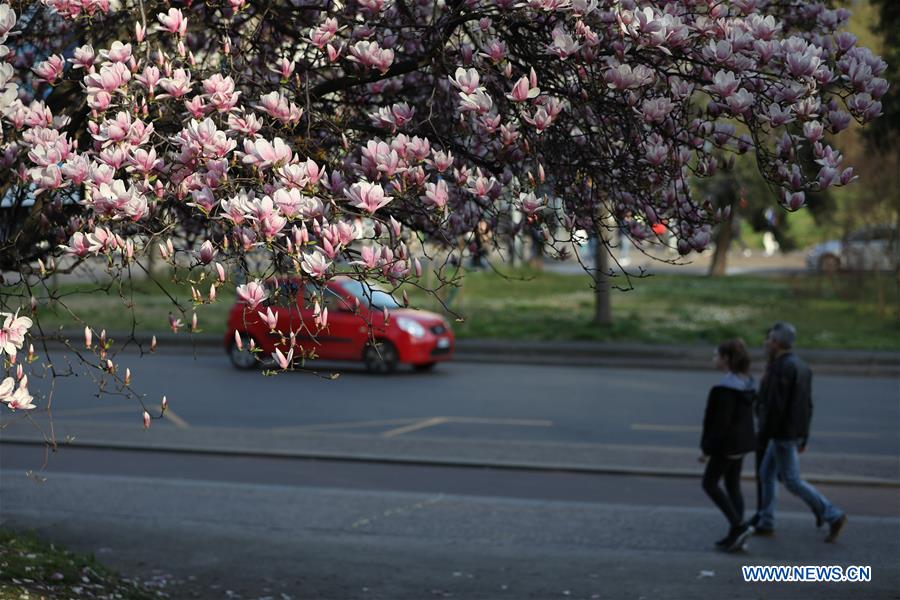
[756,439,844,529]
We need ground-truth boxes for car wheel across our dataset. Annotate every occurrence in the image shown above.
[363,341,398,374]
[229,333,258,370]
[818,254,840,273]
[413,362,437,372]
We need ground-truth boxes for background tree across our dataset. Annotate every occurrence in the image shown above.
[0,1,887,433]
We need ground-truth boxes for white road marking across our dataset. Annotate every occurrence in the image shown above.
[271,418,420,433]
[163,409,190,429]
[381,417,449,438]
[381,416,553,438]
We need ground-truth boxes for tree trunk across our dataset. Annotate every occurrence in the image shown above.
[593,227,612,326]
[708,205,735,277]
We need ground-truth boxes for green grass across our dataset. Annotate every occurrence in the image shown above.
[0,528,155,600]
[12,266,900,350]
[407,267,900,350]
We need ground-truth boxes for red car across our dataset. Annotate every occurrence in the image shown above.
[225,277,454,373]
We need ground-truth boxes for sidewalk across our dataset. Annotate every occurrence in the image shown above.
[4,470,897,600]
[4,420,898,486]
[35,330,900,376]
[543,249,809,276]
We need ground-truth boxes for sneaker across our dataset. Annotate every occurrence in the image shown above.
[726,523,753,552]
[825,514,847,543]
[714,533,731,548]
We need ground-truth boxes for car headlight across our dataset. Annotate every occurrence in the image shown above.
[396,316,426,338]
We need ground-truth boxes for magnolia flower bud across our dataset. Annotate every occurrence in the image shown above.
[150,335,157,353]
[142,410,151,429]
[161,396,168,412]
[125,367,132,386]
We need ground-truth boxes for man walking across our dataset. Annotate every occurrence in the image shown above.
[751,322,847,542]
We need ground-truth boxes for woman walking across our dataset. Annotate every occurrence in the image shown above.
[700,339,757,552]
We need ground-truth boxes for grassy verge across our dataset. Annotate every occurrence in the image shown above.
[14,266,900,350]
[0,528,156,600]
[408,267,900,350]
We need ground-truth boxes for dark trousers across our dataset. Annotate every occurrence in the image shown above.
[702,455,745,528]
[754,439,768,513]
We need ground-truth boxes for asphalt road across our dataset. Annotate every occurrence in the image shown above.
[16,348,900,459]
[3,351,899,598]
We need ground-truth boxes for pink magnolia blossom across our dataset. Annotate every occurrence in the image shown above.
[258,307,278,331]
[273,347,294,370]
[242,137,293,170]
[33,54,64,83]
[344,181,392,214]
[0,311,32,358]
[99,41,131,63]
[236,280,268,309]
[348,41,394,74]
[156,8,187,37]
[3,381,35,411]
[70,45,95,69]
[300,250,331,279]
[254,91,303,125]
[450,67,480,94]
[198,240,216,264]
[159,69,192,99]
[422,179,449,209]
[507,75,540,102]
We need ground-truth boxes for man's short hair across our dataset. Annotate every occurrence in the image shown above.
[768,321,797,349]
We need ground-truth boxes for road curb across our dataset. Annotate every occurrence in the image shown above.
[4,436,897,489]
[34,331,900,376]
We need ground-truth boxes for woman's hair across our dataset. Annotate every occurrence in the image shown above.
[717,338,751,374]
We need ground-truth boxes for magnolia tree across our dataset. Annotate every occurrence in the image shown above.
[0,0,887,431]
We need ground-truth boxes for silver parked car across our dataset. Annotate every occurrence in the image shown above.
[806,225,899,272]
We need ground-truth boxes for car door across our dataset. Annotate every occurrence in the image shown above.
[296,283,360,360]
[319,284,367,360]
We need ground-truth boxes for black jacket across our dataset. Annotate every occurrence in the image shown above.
[757,352,813,445]
[700,385,757,456]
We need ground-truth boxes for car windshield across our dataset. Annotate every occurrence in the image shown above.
[340,280,400,310]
